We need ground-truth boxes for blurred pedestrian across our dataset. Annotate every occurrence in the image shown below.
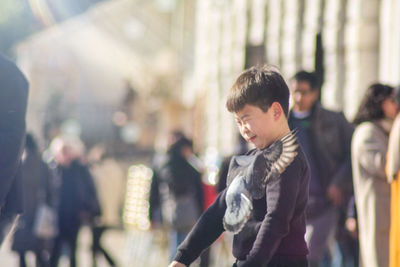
[288,71,353,267]
[88,144,124,267]
[49,136,101,267]
[11,133,53,267]
[150,133,204,261]
[352,83,399,267]
[342,196,359,267]
[0,54,29,244]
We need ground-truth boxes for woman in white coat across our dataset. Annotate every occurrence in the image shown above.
[352,83,399,267]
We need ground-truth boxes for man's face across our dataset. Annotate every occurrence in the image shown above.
[290,80,319,112]
[234,104,277,149]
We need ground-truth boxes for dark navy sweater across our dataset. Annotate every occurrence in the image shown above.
[174,146,310,267]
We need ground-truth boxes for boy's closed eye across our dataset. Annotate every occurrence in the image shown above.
[236,115,252,125]
[236,119,251,129]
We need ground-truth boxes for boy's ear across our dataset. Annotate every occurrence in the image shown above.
[271,102,282,119]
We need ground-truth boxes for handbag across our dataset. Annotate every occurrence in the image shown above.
[33,203,58,239]
[163,194,200,231]
[33,162,58,239]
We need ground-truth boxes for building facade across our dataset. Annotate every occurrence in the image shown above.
[189,0,400,156]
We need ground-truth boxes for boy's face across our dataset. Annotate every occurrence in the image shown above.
[234,104,277,149]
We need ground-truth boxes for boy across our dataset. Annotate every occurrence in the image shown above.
[168,65,310,267]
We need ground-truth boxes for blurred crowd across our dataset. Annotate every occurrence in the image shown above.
[0,132,125,267]
[2,50,400,267]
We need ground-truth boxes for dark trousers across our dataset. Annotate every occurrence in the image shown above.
[92,226,116,267]
[19,249,48,267]
[50,227,79,267]
[0,213,18,244]
[338,235,359,267]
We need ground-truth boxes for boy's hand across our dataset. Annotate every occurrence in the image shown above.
[168,261,186,267]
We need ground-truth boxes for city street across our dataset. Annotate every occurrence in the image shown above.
[0,226,234,267]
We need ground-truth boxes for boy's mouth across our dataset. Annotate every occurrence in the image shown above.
[248,135,256,142]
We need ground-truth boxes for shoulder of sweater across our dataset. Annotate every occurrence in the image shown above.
[294,147,308,171]
[354,122,385,139]
[280,147,307,179]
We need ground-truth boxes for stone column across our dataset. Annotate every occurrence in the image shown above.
[193,0,248,154]
[218,1,245,155]
[192,0,210,151]
[302,0,322,71]
[266,0,283,67]
[344,0,380,119]
[231,0,247,73]
[205,2,223,151]
[321,0,347,111]
[379,0,400,85]
[248,0,266,46]
[281,0,303,77]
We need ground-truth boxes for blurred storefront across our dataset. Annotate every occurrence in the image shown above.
[15,0,196,158]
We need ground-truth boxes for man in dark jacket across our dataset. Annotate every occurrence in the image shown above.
[288,71,354,267]
[0,54,29,243]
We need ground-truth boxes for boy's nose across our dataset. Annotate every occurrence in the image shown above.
[242,126,251,136]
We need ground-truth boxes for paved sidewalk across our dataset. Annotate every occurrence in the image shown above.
[0,227,234,267]
[0,227,130,267]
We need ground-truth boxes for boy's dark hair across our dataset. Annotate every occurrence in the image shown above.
[292,70,319,91]
[353,83,394,125]
[226,65,290,116]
